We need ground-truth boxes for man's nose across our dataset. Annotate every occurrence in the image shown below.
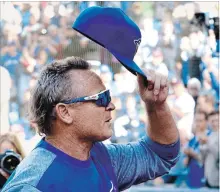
[106,102,115,111]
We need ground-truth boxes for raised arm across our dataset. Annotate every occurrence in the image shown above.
[106,136,180,191]
[106,68,180,191]
[137,68,179,144]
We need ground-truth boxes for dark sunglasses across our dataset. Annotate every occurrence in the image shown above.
[59,89,111,107]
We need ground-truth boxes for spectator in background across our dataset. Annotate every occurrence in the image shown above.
[200,47,212,84]
[21,14,42,38]
[128,2,143,27]
[196,93,216,115]
[18,48,36,116]
[40,15,51,31]
[146,48,168,73]
[188,32,205,82]
[62,30,85,58]
[158,21,177,73]
[113,94,142,143]
[0,133,25,189]
[33,35,57,62]
[202,55,219,107]
[34,49,49,73]
[179,36,191,87]
[99,64,118,97]
[0,133,26,159]
[183,110,210,189]
[50,5,61,27]
[0,66,11,134]
[168,78,195,141]
[20,3,31,28]
[78,36,100,61]
[199,110,219,189]
[24,30,39,54]
[187,77,201,107]
[0,41,21,81]
[48,24,61,46]
[0,41,23,112]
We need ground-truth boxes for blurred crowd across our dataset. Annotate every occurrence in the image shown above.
[0,1,219,190]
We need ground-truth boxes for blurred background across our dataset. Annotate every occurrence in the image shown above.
[0,1,219,191]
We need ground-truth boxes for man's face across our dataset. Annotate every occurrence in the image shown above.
[208,114,219,131]
[8,44,17,55]
[67,70,115,142]
[194,113,207,133]
[187,85,199,97]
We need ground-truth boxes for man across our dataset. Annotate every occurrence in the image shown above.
[169,78,195,141]
[0,41,22,115]
[183,110,210,188]
[199,110,219,188]
[2,56,180,191]
[187,77,201,106]
[147,48,168,74]
[0,66,11,134]
[0,41,21,81]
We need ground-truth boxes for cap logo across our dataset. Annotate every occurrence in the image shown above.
[134,38,141,54]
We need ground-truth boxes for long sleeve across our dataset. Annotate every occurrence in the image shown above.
[106,135,180,191]
[209,72,219,99]
[199,143,209,164]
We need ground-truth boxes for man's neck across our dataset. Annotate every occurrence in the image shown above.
[45,133,93,161]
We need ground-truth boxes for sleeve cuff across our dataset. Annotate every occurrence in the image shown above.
[142,135,180,161]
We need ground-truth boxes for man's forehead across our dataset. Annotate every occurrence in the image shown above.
[69,69,101,82]
[68,69,105,94]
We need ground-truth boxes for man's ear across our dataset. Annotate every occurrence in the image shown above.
[55,104,73,124]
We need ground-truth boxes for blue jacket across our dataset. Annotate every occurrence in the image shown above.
[2,136,180,191]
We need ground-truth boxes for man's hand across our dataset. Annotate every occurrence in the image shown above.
[136,67,179,145]
[184,148,199,160]
[184,148,192,156]
[198,134,208,145]
[137,68,168,105]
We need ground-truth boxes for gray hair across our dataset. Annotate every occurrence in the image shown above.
[29,56,90,135]
[187,77,201,90]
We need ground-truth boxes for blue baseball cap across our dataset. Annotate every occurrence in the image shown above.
[72,6,146,78]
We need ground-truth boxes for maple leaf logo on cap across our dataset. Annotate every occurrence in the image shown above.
[134,38,141,54]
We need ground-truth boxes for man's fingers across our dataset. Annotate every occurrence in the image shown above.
[139,68,168,97]
[137,74,146,92]
[143,69,155,90]
[160,74,168,89]
[153,74,161,96]
[138,68,156,90]
[145,69,155,84]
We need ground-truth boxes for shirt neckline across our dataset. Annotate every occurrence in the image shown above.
[36,138,92,168]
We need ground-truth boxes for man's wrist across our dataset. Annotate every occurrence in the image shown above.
[145,101,167,114]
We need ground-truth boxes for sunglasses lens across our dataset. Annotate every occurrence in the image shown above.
[107,91,111,105]
[96,98,103,106]
[96,90,111,107]
[105,90,111,107]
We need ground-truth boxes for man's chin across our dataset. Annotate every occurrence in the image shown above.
[95,130,113,142]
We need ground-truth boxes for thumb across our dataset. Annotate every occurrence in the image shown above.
[137,73,148,92]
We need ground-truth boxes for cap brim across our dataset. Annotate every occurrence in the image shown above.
[72,26,147,79]
[109,49,147,78]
